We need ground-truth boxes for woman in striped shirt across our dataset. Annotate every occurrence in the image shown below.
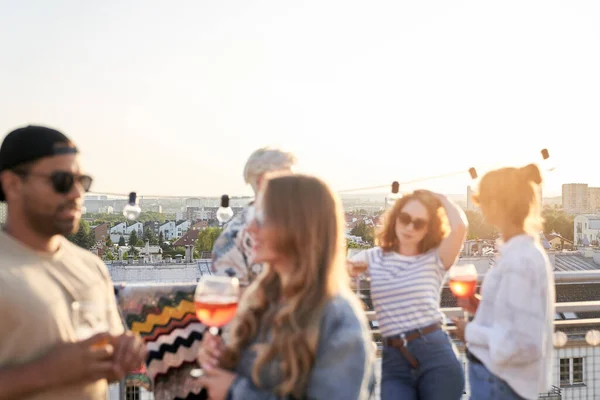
[350,190,467,399]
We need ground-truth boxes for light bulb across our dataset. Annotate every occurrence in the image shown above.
[468,167,478,180]
[385,181,401,209]
[553,331,568,348]
[123,192,141,221]
[386,195,399,208]
[386,194,400,208]
[217,194,234,224]
[586,329,600,346]
[468,167,481,192]
[541,148,556,172]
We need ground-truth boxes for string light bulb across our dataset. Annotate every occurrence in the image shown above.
[541,148,556,172]
[468,167,482,191]
[586,329,600,346]
[123,192,141,221]
[217,194,234,225]
[391,181,400,194]
[385,181,400,209]
[553,331,568,348]
[468,168,478,180]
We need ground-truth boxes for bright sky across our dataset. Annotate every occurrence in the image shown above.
[1,0,599,198]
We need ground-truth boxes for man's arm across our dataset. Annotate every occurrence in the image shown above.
[0,333,115,400]
[98,260,146,382]
[0,358,51,400]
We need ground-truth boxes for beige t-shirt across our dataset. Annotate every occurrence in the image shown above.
[0,230,124,400]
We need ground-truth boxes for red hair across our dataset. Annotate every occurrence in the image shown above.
[377,191,449,254]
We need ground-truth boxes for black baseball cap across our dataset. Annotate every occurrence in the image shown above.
[0,125,78,201]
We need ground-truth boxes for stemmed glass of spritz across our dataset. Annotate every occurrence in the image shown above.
[448,263,478,321]
[190,275,240,378]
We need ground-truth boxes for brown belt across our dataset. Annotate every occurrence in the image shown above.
[384,323,442,369]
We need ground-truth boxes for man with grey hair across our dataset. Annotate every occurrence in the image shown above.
[211,147,296,285]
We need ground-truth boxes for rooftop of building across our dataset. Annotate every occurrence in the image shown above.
[554,253,600,271]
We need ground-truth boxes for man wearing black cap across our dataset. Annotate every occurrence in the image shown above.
[0,126,146,399]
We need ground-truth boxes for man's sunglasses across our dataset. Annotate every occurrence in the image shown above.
[13,170,93,194]
[398,212,428,231]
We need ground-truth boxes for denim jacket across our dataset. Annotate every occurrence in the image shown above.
[226,292,375,400]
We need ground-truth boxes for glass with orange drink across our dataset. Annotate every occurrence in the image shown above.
[448,263,478,321]
[190,275,240,378]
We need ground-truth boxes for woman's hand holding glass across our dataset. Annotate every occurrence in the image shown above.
[197,329,225,369]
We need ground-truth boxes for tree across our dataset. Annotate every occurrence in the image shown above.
[66,220,96,250]
[128,230,138,246]
[159,231,165,247]
[465,208,574,242]
[118,236,126,246]
[136,212,167,224]
[347,239,369,249]
[162,245,187,259]
[542,208,574,241]
[86,213,127,224]
[143,227,158,245]
[350,222,375,245]
[465,211,497,240]
[195,227,224,252]
[136,239,145,247]
[105,236,113,248]
[128,245,140,258]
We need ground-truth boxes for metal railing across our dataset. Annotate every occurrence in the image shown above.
[112,282,600,400]
[365,301,600,335]
[538,386,562,399]
[367,301,600,400]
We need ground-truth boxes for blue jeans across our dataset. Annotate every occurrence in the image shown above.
[469,362,526,400]
[381,329,465,400]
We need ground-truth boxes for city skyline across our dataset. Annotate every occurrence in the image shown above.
[2,1,599,198]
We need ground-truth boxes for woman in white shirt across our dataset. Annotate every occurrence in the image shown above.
[453,164,555,400]
[349,190,467,399]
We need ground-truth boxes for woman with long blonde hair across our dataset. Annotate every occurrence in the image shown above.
[453,164,555,400]
[197,173,374,400]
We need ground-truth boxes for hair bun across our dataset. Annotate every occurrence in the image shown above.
[520,163,542,184]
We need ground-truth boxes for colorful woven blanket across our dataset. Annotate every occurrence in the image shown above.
[116,283,207,400]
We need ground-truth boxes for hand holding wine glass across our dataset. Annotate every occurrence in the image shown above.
[197,329,225,369]
[190,275,240,379]
[457,294,481,315]
[448,264,478,321]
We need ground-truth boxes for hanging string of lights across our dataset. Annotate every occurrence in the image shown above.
[340,148,552,195]
[91,149,552,222]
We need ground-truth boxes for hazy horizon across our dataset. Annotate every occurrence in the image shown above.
[2,1,599,198]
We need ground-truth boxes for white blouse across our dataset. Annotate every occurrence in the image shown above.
[465,234,555,400]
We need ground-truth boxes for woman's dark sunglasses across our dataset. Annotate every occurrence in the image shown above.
[398,212,428,231]
[14,170,93,194]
